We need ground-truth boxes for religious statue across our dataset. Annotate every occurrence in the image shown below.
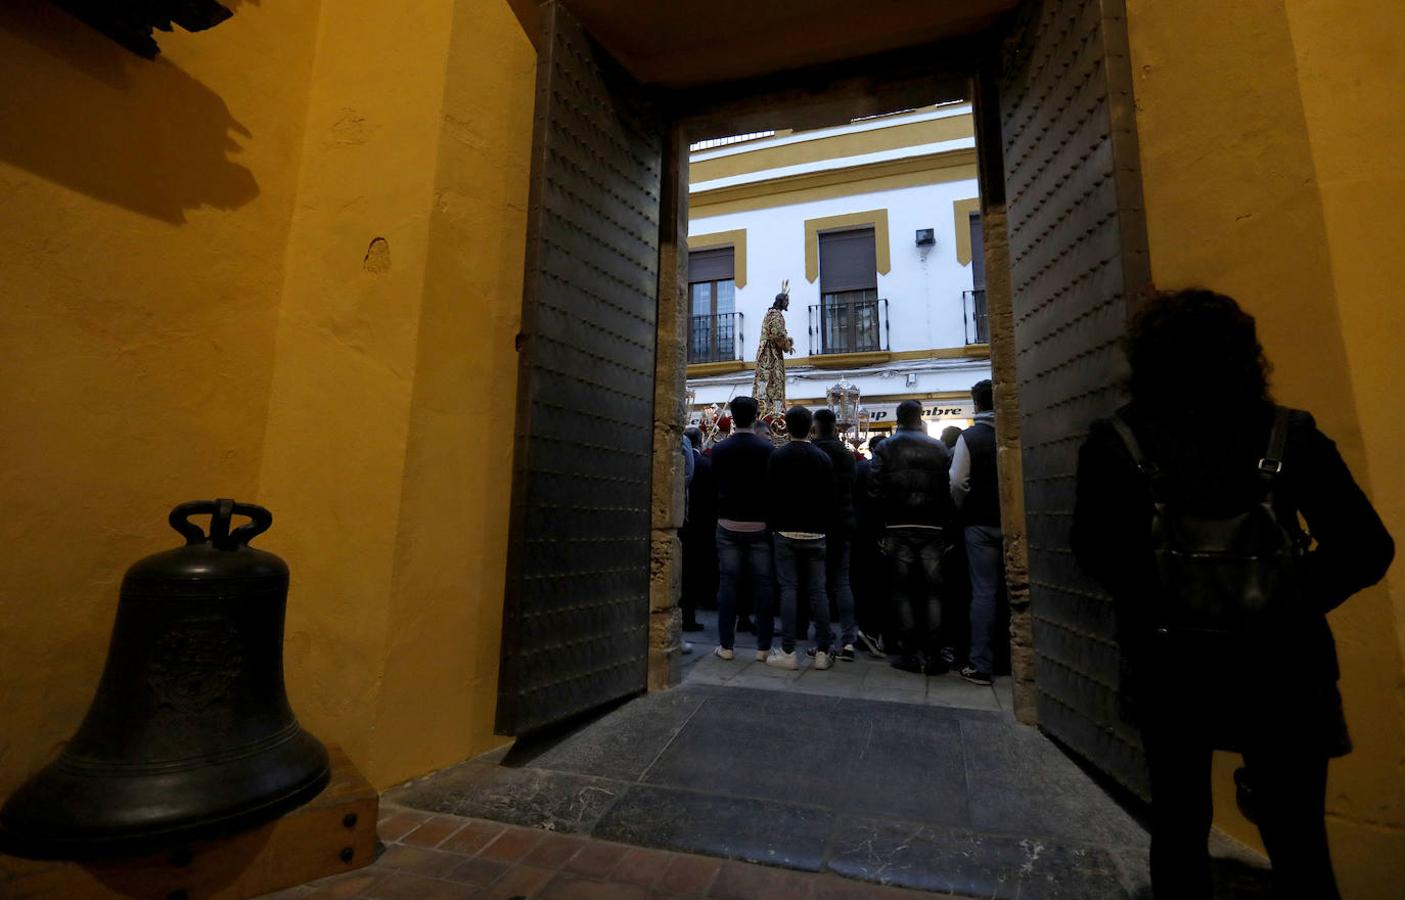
[752,280,795,429]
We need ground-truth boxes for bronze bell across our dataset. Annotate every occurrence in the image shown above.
[0,500,330,859]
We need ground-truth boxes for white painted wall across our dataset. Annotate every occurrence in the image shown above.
[691,177,982,359]
[688,118,983,362]
[686,106,992,428]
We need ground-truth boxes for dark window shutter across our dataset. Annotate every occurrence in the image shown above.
[819,228,877,293]
[970,212,986,289]
[688,247,734,284]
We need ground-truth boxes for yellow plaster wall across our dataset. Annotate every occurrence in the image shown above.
[1127,1,1405,894]
[0,0,323,797]
[1,0,535,797]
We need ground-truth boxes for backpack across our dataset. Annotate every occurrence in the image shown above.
[1110,406,1310,654]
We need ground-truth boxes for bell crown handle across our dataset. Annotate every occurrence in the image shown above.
[168,499,274,550]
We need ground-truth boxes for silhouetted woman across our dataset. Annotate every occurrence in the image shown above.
[1071,289,1392,899]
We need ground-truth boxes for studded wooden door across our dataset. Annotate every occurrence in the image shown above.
[497,0,661,735]
[997,0,1153,794]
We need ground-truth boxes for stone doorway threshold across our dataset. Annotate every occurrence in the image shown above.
[385,685,1272,897]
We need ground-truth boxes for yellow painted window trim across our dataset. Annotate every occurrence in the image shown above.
[686,229,747,288]
[804,209,891,285]
[953,197,981,266]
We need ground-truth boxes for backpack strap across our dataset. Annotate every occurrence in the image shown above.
[1109,412,1165,502]
[1258,406,1290,479]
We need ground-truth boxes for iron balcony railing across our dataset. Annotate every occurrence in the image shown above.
[807,297,890,356]
[688,311,744,364]
[964,289,989,344]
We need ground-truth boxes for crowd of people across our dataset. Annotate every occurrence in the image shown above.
[679,380,1005,683]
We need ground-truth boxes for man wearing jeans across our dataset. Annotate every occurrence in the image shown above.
[765,406,836,670]
[709,396,775,661]
[811,408,859,662]
[868,400,954,674]
[950,380,1002,685]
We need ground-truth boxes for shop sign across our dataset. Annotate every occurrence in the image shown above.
[688,399,974,426]
[866,400,974,422]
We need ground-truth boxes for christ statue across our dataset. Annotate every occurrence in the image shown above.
[752,280,794,426]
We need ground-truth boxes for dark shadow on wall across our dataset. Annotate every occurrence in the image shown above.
[0,0,258,224]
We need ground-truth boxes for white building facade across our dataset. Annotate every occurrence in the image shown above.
[685,103,990,437]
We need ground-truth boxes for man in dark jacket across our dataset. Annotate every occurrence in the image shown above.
[950,380,1002,685]
[681,428,716,631]
[868,399,955,673]
[765,405,836,670]
[812,409,859,661]
[708,396,775,661]
[852,434,890,656]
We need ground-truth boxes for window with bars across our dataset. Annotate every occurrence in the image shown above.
[966,211,988,344]
[688,247,739,363]
[817,228,882,354]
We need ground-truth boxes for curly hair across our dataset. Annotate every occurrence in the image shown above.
[1127,288,1271,411]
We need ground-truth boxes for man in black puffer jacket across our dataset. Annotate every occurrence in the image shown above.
[868,400,955,673]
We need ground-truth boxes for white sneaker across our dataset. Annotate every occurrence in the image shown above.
[765,647,799,670]
[813,651,834,670]
[755,649,769,662]
[713,646,733,661]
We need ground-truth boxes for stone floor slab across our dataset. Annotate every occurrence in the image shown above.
[965,774,1149,849]
[593,784,835,871]
[641,698,842,802]
[515,689,708,782]
[924,676,1000,711]
[826,816,1128,899]
[792,669,866,697]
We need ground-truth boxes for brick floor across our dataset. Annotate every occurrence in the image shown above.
[258,805,963,900]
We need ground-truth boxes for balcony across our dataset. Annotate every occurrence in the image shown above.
[964,289,989,344]
[808,297,889,356]
[688,312,744,364]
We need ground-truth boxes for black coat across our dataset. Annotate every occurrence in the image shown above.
[711,432,774,524]
[813,437,857,534]
[765,440,835,535]
[683,452,717,537]
[1071,403,1393,752]
[868,425,954,529]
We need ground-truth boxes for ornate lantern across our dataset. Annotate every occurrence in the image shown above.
[826,378,861,433]
[857,407,872,438]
